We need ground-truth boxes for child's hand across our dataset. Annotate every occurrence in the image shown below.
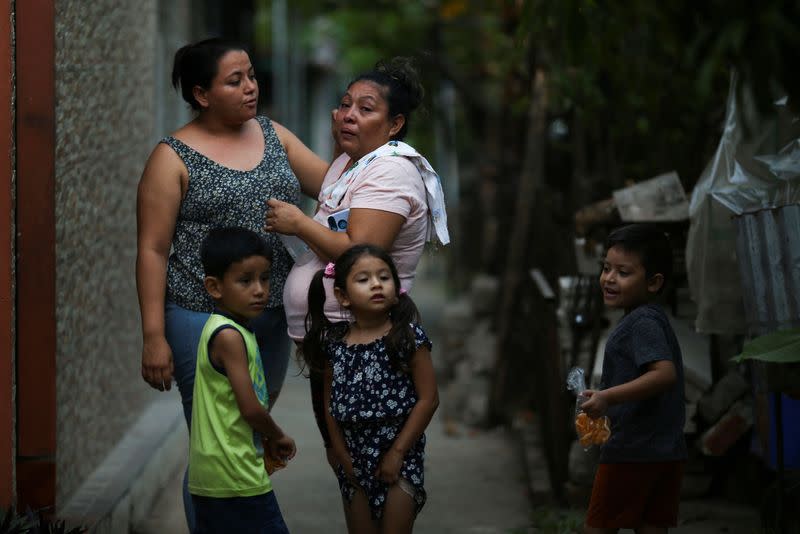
[338,454,360,487]
[263,448,286,475]
[580,389,608,418]
[267,434,297,463]
[263,435,296,475]
[375,448,404,485]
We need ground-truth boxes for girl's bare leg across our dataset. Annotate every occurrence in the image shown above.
[380,483,416,534]
[343,490,379,534]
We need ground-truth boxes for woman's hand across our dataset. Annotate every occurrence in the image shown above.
[375,448,404,485]
[141,334,174,391]
[265,198,305,235]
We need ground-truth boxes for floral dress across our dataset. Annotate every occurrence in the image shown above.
[327,323,432,519]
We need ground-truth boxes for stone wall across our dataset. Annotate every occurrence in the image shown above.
[54,0,161,504]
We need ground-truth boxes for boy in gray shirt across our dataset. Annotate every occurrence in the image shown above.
[581,224,687,533]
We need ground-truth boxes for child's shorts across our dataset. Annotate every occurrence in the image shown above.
[192,491,289,534]
[586,461,684,529]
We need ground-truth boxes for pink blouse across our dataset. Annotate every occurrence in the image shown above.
[282,153,429,340]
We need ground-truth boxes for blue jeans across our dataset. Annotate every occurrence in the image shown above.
[165,300,291,533]
[192,492,290,534]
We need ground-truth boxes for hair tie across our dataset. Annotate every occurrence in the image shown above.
[399,288,407,296]
[323,262,336,278]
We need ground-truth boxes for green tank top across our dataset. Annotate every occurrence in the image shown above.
[188,314,272,497]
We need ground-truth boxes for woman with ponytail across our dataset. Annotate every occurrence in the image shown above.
[136,37,328,531]
[264,57,450,470]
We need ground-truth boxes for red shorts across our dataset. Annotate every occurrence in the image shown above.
[586,461,684,529]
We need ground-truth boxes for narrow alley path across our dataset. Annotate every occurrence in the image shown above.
[272,361,531,534]
[140,260,533,533]
[254,260,532,533]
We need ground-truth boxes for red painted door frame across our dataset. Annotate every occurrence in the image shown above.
[15,0,57,510]
[0,0,14,509]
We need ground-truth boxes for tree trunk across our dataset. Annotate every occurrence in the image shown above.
[489,68,548,421]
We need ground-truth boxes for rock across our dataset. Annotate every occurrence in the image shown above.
[463,319,496,374]
[439,381,463,420]
[697,371,750,425]
[680,473,713,498]
[441,296,474,337]
[462,379,490,427]
[568,440,600,487]
[700,399,753,456]
[469,274,499,317]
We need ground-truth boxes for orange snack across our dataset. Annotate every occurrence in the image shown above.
[575,411,611,447]
[262,437,288,475]
[264,450,287,475]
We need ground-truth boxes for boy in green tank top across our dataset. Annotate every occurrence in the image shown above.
[189,227,296,533]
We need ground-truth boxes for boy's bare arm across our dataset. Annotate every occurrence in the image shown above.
[581,359,676,418]
[211,329,296,459]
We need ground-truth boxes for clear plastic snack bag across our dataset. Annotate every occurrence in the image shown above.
[566,367,611,449]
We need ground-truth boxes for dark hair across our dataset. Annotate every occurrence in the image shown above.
[348,57,425,140]
[302,244,421,373]
[171,38,248,110]
[604,224,673,292]
[200,227,272,278]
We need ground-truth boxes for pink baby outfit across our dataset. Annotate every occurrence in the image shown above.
[282,152,429,340]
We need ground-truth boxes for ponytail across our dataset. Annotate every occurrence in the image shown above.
[384,292,422,373]
[171,38,247,110]
[302,269,333,373]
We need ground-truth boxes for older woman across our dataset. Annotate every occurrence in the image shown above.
[136,38,327,531]
[264,57,449,455]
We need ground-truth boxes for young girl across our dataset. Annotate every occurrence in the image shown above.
[303,244,439,534]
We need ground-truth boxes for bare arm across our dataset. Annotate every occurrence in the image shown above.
[375,346,439,484]
[581,359,677,418]
[213,329,297,460]
[136,143,184,391]
[272,120,329,198]
[265,202,405,262]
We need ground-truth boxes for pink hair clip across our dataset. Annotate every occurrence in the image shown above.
[399,288,408,296]
[323,262,336,278]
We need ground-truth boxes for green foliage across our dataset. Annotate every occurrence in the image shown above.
[0,507,35,534]
[270,1,798,276]
[528,505,583,533]
[0,508,87,534]
[689,0,800,112]
[322,4,432,74]
[733,327,800,363]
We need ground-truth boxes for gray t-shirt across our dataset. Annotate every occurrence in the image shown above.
[599,303,687,463]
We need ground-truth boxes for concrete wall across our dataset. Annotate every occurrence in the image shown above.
[54,0,162,504]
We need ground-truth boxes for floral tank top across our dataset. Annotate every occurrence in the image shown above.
[162,116,299,311]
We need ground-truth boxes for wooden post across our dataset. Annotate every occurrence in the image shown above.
[0,0,14,508]
[15,0,57,510]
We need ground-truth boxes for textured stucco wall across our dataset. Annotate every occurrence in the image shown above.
[54,0,161,504]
